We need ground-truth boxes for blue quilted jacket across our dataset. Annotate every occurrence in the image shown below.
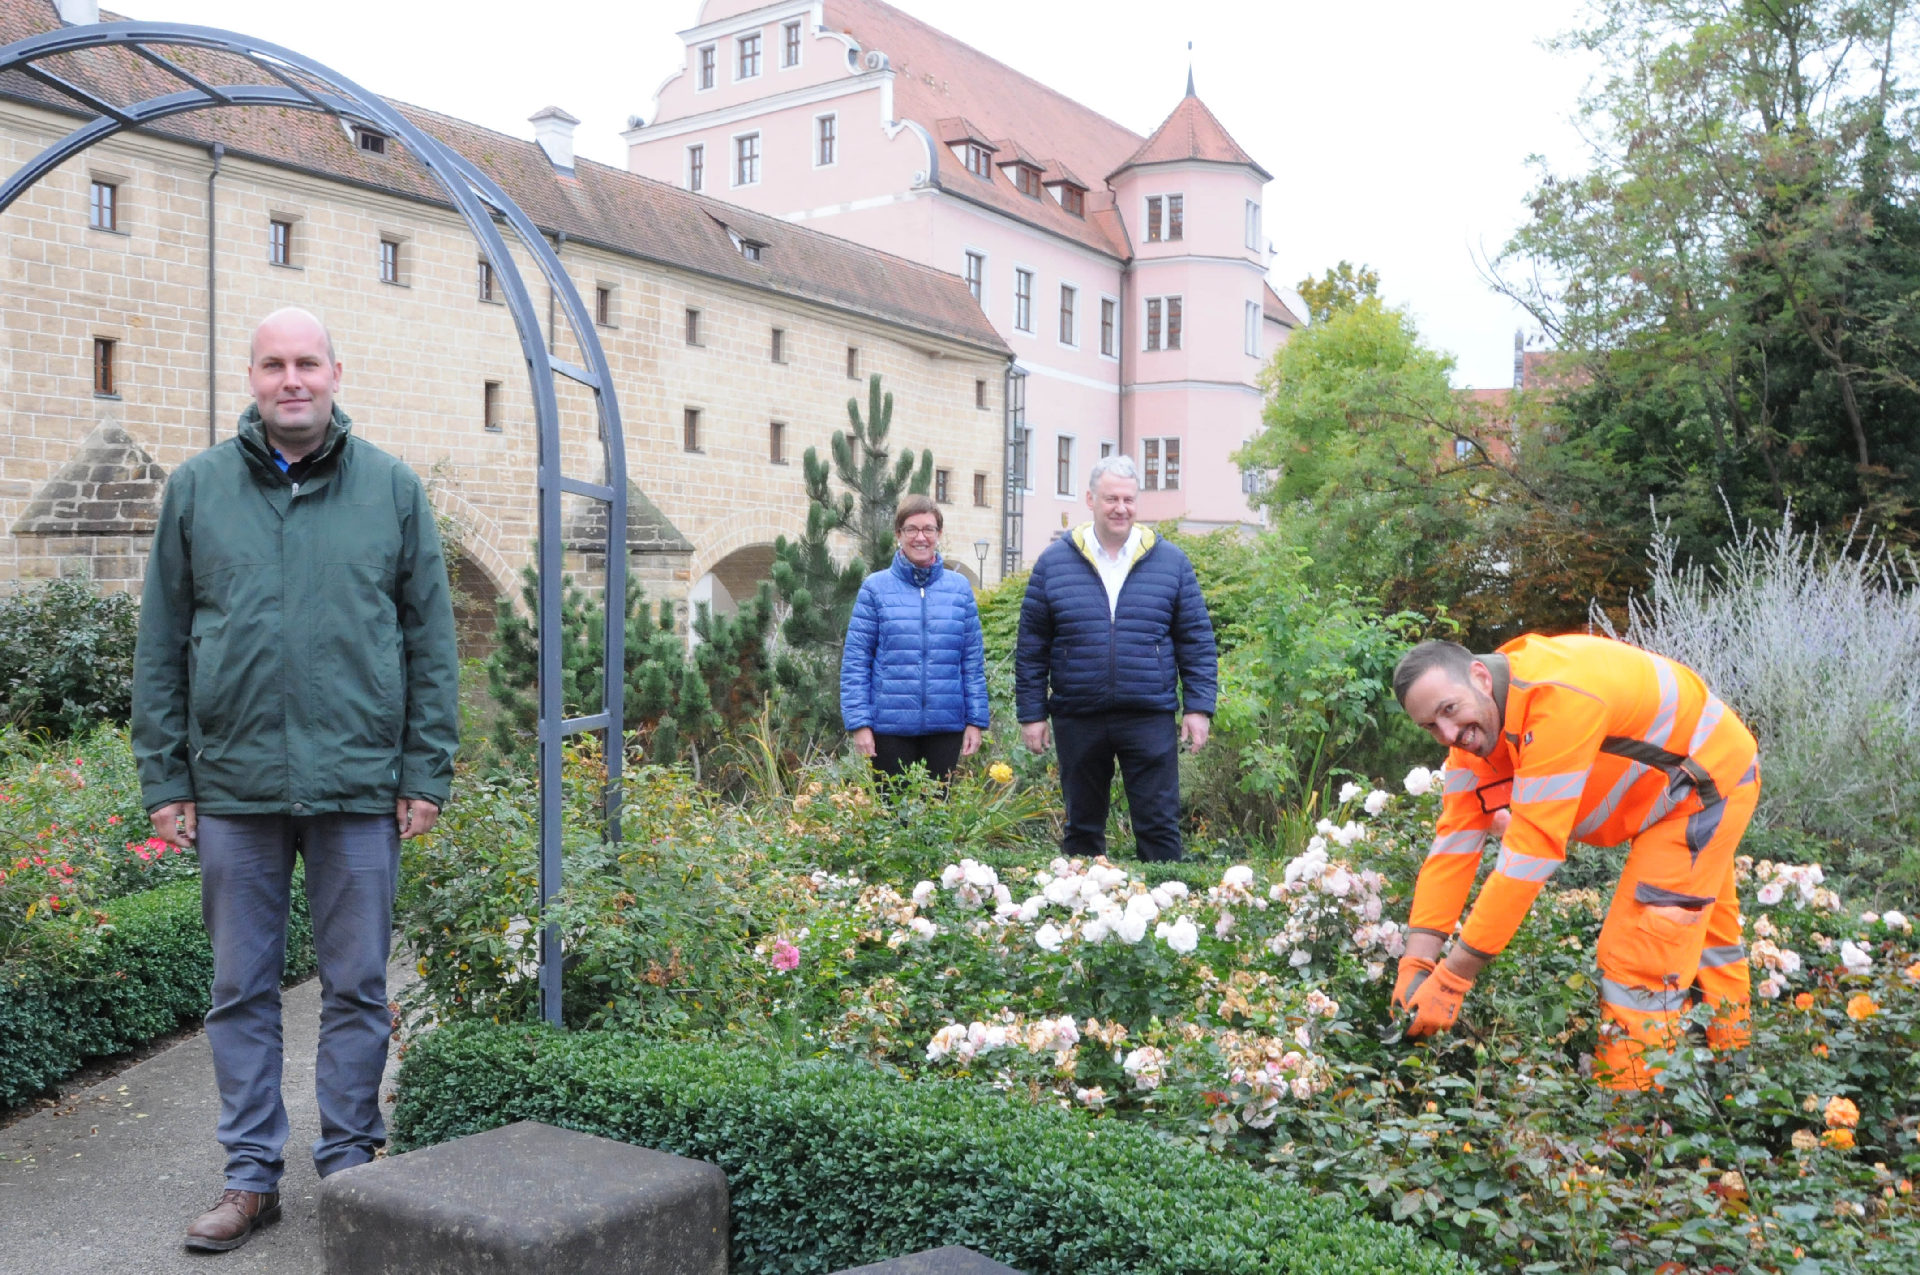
[1015,525,1218,722]
[840,552,989,736]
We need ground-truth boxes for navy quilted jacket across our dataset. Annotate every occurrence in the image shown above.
[840,552,989,735]
[1015,525,1218,722]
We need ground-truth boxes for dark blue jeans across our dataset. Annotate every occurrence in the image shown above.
[1053,711,1183,861]
[198,812,399,1192]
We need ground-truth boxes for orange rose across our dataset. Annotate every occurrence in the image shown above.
[1848,993,1880,1020]
[1825,1095,1861,1128]
[1813,1043,1830,1057]
[1905,961,1920,982]
[1794,992,1816,1010]
[1823,1128,1856,1150]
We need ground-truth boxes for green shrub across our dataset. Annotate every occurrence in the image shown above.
[393,1020,1477,1275]
[0,575,138,736]
[0,878,315,1109]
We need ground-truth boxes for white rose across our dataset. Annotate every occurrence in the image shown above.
[1364,790,1390,816]
[912,880,938,907]
[1756,882,1784,907]
[1885,910,1910,931]
[1215,911,1236,938]
[1160,880,1189,899]
[1840,940,1874,974]
[939,864,964,889]
[1116,913,1148,945]
[1223,864,1255,889]
[1161,915,1199,954]
[909,917,938,938]
[1338,780,1363,806]
[1082,916,1111,944]
[1289,948,1312,968]
[1294,1024,1314,1049]
[1757,975,1785,1000]
[964,860,998,889]
[1404,766,1435,796]
[1034,922,1063,952]
[1124,892,1160,923]
[1017,896,1045,922]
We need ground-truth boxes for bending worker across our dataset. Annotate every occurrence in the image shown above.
[1389,635,1758,1089]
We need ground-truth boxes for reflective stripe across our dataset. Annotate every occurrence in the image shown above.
[1688,695,1727,754]
[1647,656,1680,747]
[1574,761,1647,840]
[1601,977,1688,1015]
[1699,945,1747,969]
[1427,829,1488,858]
[1633,882,1716,908]
[1494,846,1562,883]
[1513,770,1588,805]
[1443,767,1478,795]
[1633,779,1692,834]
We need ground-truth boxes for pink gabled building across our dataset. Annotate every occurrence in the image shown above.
[625,0,1299,575]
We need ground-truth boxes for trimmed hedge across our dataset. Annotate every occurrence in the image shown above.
[0,878,314,1108]
[394,1022,1479,1275]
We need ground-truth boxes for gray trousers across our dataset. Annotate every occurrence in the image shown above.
[198,812,399,1192]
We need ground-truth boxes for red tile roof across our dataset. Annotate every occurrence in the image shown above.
[0,2,1007,357]
[826,0,1139,255]
[1263,282,1302,329]
[1112,92,1270,181]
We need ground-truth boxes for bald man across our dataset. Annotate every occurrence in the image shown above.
[133,308,459,1252]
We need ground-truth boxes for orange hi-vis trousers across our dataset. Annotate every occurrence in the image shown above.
[1407,634,1759,1091]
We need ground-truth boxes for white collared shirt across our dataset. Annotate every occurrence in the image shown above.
[1088,525,1142,617]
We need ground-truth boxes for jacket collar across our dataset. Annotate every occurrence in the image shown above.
[890,549,942,588]
[1070,521,1155,569]
[236,404,352,486]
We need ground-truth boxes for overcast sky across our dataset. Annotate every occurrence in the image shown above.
[119,0,1600,388]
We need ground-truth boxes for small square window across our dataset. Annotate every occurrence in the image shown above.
[92,337,116,397]
[483,380,503,432]
[935,469,951,504]
[846,346,860,380]
[685,308,702,346]
[379,238,401,285]
[88,180,117,232]
[684,407,702,452]
[595,286,613,326]
[770,328,786,362]
[355,127,389,156]
[270,219,293,267]
[770,420,788,464]
[973,472,989,507]
[478,258,495,302]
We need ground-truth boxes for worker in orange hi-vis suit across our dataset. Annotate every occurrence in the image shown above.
[1387,635,1760,1090]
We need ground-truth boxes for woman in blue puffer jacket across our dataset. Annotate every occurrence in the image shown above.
[840,494,990,780]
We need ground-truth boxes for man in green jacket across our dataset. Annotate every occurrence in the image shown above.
[133,307,459,1253]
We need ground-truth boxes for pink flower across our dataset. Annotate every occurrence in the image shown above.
[770,939,801,972]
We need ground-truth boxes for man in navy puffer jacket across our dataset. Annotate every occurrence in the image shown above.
[1016,455,1217,861]
[841,495,990,780]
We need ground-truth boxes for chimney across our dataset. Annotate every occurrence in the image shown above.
[55,0,100,24]
[1513,329,1524,389]
[530,106,581,172]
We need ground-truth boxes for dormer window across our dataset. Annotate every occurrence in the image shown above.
[1010,163,1042,198]
[1059,185,1084,216]
[730,230,765,262]
[353,127,388,156]
[966,144,992,179]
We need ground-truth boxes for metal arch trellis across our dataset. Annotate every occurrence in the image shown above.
[0,20,626,1029]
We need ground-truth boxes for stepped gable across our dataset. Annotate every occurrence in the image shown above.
[565,481,694,556]
[14,422,166,536]
[825,0,1138,256]
[0,3,1008,358]
[1111,92,1271,181]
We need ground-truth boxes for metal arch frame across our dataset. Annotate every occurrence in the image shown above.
[0,21,626,1028]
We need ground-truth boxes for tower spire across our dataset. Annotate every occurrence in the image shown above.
[1185,41,1194,97]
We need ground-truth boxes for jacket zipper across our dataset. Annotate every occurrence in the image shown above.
[919,585,928,733]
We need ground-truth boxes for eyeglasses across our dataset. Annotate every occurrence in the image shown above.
[900,524,941,540]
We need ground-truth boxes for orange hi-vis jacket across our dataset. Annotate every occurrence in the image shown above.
[1409,633,1759,960]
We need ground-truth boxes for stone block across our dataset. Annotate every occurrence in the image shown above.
[318,1120,728,1275]
[832,1248,1027,1275]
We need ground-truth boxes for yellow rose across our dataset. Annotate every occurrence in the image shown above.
[1824,1128,1856,1151]
[989,761,1014,784]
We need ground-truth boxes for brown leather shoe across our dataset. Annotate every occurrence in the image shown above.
[183,1188,281,1252]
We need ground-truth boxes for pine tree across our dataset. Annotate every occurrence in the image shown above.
[769,373,932,745]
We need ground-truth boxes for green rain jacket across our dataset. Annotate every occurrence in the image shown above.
[132,406,459,815]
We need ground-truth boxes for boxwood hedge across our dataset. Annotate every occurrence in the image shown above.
[0,878,314,1108]
[394,1021,1478,1275]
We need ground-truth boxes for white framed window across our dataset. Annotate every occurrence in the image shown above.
[1145,193,1184,243]
[88,179,118,231]
[686,143,705,192]
[965,143,992,179]
[1144,296,1182,351]
[736,32,762,79]
[1100,296,1118,358]
[270,219,295,267]
[963,250,984,303]
[1018,426,1034,492]
[1055,435,1075,497]
[814,113,837,167]
[696,44,717,91]
[732,132,761,186]
[1245,300,1261,357]
[1245,199,1262,252]
[1141,437,1181,491]
[1013,268,1034,333]
[782,20,802,68]
[1058,284,1078,347]
[1100,440,1115,459]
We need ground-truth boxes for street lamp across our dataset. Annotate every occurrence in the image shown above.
[973,538,991,583]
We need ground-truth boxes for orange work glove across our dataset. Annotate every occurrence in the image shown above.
[1403,963,1475,1038]
[1391,954,1436,1013]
